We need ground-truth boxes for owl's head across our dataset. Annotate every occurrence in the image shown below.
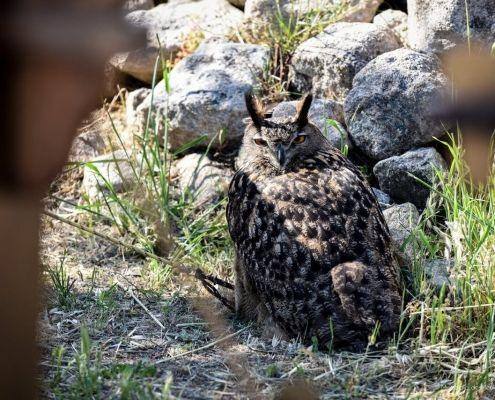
[238,91,326,173]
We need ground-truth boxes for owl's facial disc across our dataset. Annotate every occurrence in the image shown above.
[252,130,308,169]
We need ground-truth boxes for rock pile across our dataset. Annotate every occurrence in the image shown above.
[80,0,493,265]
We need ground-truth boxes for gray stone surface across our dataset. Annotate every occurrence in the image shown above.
[373,9,408,46]
[344,48,448,160]
[126,88,151,127]
[82,150,136,199]
[136,42,270,151]
[123,0,154,13]
[408,0,495,54]
[111,0,243,83]
[373,147,447,209]
[372,187,392,209]
[70,129,107,163]
[171,153,233,208]
[289,22,399,101]
[245,0,383,27]
[270,98,350,150]
[383,202,420,264]
[424,259,452,291]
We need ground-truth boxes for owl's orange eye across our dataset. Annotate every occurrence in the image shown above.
[254,137,267,146]
[293,135,307,144]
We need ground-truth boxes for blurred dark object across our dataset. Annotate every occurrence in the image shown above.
[379,0,407,12]
[0,1,143,399]
[434,47,495,183]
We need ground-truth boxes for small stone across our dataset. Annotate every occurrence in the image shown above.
[126,88,151,127]
[373,147,447,209]
[344,48,448,160]
[383,202,420,264]
[372,187,392,209]
[123,0,154,13]
[171,153,233,208]
[289,22,400,101]
[69,129,107,163]
[373,9,408,47]
[82,150,136,199]
[270,98,350,150]
[424,259,452,291]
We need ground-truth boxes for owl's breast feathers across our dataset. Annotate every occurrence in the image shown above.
[227,149,392,268]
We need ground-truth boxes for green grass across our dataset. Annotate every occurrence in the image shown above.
[396,133,495,396]
[49,327,172,399]
[46,251,76,310]
[234,0,349,100]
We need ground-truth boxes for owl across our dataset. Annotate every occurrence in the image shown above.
[226,92,402,349]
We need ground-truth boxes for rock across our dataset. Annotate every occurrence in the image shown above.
[82,150,136,199]
[373,9,408,46]
[383,202,420,264]
[289,22,400,101]
[270,98,350,150]
[136,42,270,151]
[70,130,107,162]
[245,0,383,27]
[102,63,130,99]
[373,147,447,208]
[111,0,243,83]
[344,48,448,160]
[372,187,392,209]
[126,88,151,127]
[408,0,495,54]
[342,0,383,23]
[171,153,233,207]
[123,0,154,13]
[424,259,452,291]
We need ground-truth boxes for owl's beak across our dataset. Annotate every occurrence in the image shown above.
[276,144,286,166]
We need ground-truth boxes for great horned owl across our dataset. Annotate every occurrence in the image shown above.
[226,92,402,349]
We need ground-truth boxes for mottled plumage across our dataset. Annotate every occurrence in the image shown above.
[226,92,401,349]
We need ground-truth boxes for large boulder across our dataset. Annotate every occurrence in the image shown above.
[171,153,233,208]
[289,22,399,101]
[383,202,420,264]
[344,48,448,160]
[245,0,383,27]
[111,0,243,83]
[373,9,408,47]
[270,98,350,150]
[373,147,447,208]
[134,42,270,151]
[408,0,495,54]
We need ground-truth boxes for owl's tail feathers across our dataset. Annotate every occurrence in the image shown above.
[195,268,235,312]
[330,261,378,330]
[330,261,401,340]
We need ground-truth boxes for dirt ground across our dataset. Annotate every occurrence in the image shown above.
[39,191,456,400]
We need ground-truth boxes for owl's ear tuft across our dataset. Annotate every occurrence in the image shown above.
[295,93,313,130]
[245,90,264,130]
